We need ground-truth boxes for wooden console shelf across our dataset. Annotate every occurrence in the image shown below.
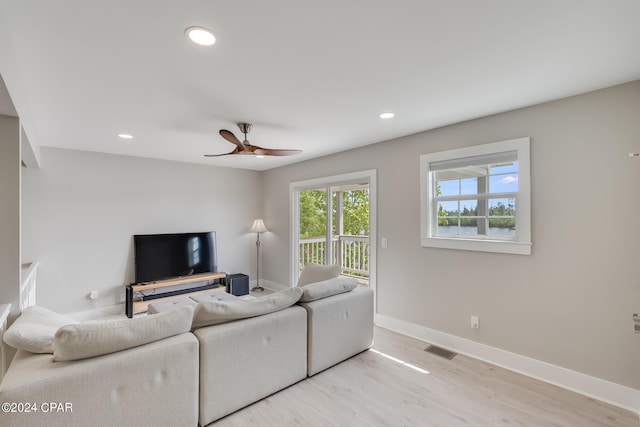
[130,272,226,292]
[126,272,226,317]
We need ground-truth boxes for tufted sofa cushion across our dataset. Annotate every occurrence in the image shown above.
[191,287,303,330]
[53,306,193,361]
[298,276,359,302]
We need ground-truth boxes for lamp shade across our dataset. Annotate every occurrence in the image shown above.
[250,218,268,233]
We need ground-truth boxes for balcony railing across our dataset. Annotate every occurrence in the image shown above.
[299,235,369,280]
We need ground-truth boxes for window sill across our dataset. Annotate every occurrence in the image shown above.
[421,236,532,255]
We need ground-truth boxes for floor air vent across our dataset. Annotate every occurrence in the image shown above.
[424,345,457,360]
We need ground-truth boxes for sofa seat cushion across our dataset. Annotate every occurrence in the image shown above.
[191,287,303,330]
[298,276,359,302]
[53,306,193,361]
[190,291,239,303]
[296,262,340,286]
[147,297,198,314]
[3,305,77,353]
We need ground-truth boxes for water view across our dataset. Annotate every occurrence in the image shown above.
[437,225,516,238]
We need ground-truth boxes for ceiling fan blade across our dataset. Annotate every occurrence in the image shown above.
[204,147,240,157]
[219,129,246,150]
[254,148,303,156]
[215,125,301,157]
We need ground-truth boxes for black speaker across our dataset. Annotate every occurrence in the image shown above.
[226,273,249,296]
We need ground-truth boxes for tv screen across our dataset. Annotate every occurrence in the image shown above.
[133,232,218,283]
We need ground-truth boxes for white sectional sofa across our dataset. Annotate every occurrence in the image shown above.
[0,275,373,427]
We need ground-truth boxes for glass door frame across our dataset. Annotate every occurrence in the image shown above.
[289,169,377,312]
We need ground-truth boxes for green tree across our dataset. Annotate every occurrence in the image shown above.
[299,189,327,237]
[341,189,369,235]
[299,188,370,237]
[299,188,370,276]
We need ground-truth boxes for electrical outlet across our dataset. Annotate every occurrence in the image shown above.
[470,316,479,330]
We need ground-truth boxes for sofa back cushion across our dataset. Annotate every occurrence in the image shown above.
[3,305,78,354]
[53,306,193,361]
[296,263,340,286]
[192,287,303,330]
[298,276,359,302]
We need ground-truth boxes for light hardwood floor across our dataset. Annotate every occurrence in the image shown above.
[211,326,639,426]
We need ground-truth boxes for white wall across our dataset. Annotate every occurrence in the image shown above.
[21,148,262,314]
[0,115,20,317]
[261,81,640,390]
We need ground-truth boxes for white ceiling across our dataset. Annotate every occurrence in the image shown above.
[1,1,639,171]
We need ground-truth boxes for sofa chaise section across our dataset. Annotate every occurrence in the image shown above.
[0,305,198,427]
[0,332,199,427]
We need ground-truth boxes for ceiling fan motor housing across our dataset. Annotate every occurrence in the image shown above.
[238,123,253,134]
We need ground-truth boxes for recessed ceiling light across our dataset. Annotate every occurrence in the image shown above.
[185,26,216,46]
[118,133,133,139]
[379,112,395,119]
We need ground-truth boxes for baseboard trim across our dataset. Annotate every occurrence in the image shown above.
[252,279,288,291]
[375,313,640,414]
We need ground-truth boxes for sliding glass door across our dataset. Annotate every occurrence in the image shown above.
[290,170,376,303]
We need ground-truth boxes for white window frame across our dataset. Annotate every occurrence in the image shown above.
[420,137,532,255]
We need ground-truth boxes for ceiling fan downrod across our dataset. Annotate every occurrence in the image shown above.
[238,122,253,137]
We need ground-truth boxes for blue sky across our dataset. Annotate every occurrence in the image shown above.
[437,162,519,197]
[436,162,518,215]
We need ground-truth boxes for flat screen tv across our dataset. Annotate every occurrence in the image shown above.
[133,231,218,283]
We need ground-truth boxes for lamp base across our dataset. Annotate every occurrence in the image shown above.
[251,286,264,292]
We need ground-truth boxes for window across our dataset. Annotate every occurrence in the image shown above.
[420,137,531,255]
[188,237,200,266]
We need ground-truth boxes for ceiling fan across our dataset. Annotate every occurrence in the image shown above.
[204,123,302,157]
